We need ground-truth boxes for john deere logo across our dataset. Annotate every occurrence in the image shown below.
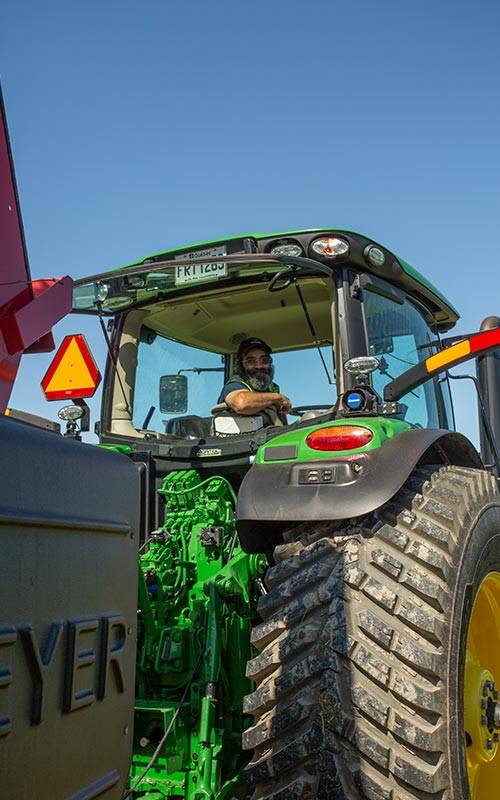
[196,447,222,458]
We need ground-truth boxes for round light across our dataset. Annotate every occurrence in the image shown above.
[270,239,303,257]
[96,282,134,310]
[306,425,373,451]
[310,236,349,258]
[57,405,84,422]
[344,356,380,376]
[365,246,385,268]
[96,282,109,301]
[344,390,365,411]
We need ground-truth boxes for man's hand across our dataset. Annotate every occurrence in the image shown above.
[278,395,292,414]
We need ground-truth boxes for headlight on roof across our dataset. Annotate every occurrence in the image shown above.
[270,239,303,257]
[310,236,349,258]
[364,245,385,268]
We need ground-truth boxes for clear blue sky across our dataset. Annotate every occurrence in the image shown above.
[2,0,499,444]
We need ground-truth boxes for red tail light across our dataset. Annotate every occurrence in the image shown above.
[305,425,373,451]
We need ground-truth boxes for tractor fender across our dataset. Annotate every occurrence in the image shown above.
[236,429,483,552]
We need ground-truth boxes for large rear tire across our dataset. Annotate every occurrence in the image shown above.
[242,465,500,799]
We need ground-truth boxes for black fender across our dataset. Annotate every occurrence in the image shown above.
[236,429,483,552]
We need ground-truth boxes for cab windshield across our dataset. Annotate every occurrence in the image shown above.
[121,271,336,440]
[132,335,335,438]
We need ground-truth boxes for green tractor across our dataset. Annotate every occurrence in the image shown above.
[66,228,499,800]
[3,226,500,800]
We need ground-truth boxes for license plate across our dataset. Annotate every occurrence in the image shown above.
[174,246,227,285]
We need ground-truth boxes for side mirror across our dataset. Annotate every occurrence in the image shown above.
[159,375,188,414]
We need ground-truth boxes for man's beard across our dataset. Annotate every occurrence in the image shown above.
[241,364,275,391]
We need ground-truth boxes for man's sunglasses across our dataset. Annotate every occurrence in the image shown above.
[242,355,272,367]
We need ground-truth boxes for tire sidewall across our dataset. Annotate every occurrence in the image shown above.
[449,502,500,798]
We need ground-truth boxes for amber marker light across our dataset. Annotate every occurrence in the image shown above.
[306,425,373,451]
[425,339,471,372]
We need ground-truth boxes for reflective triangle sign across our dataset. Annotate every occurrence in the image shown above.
[41,334,101,400]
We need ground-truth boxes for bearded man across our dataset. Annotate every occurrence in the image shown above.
[217,338,292,418]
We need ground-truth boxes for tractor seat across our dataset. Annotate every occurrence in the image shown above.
[210,401,283,433]
[300,410,331,421]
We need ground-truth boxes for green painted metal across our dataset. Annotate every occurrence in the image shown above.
[129,469,267,798]
[255,417,413,464]
[98,443,132,455]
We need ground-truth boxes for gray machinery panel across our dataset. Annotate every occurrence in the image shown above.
[0,416,140,799]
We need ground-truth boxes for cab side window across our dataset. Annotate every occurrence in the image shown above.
[363,289,454,429]
[132,330,224,433]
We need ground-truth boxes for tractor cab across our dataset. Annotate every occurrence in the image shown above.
[73,229,458,458]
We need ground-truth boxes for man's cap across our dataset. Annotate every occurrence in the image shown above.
[237,337,272,358]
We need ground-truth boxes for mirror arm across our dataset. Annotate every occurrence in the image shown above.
[177,368,224,375]
[73,399,90,434]
[142,405,155,429]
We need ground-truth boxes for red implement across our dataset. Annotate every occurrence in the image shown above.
[0,86,72,411]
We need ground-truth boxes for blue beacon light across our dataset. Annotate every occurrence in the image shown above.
[345,391,365,411]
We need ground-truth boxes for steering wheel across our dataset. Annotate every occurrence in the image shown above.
[289,404,332,417]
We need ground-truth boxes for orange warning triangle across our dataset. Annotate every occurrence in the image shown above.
[41,334,101,400]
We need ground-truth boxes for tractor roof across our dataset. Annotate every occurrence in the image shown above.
[75,229,459,330]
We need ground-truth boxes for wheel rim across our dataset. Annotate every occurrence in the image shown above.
[464,571,500,798]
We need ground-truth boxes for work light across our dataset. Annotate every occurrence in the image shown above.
[310,236,349,258]
[364,245,385,268]
[270,239,303,257]
[57,405,85,421]
[97,282,109,301]
[344,356,380,376]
